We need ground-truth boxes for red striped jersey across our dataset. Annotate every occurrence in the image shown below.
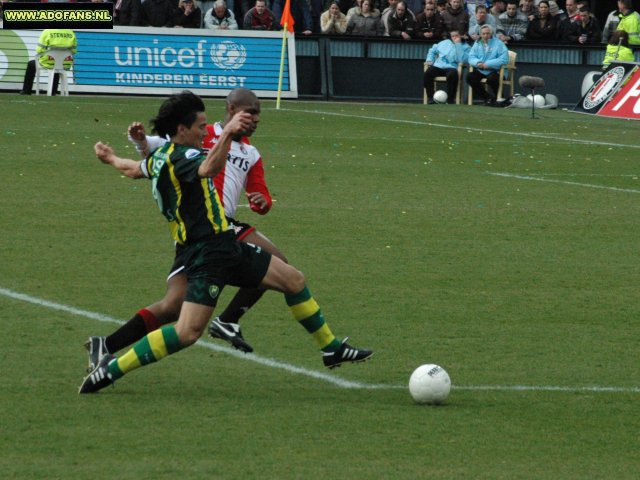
[206,123,272,218]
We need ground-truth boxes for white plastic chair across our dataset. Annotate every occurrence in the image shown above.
[35,48,74,96]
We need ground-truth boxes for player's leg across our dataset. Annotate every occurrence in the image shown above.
[210,229,288,351]
[217,229,287,324]
[79,301,213,394]
[106,273,184,349]
[85,256,187,370]
[260,256,373,369]
[79,252,222,394]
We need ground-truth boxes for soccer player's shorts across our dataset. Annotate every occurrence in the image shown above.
[182,231,271,307]
[226,216,255,241]
[166,217,255,280]
[167,243,188,281]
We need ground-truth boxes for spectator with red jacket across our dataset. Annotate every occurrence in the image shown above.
[243,0,280,30]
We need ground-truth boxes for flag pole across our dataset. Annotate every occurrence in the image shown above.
[276,25,288,110]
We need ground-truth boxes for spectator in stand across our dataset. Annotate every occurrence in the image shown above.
[141,0,176,26]
[441,0,470,40]
[564,0,580,23]
[498,0,528,43]
[113,0,142,25]
[346,0,363,22]
[321,1,348,33]
[388,0,415,39]
[239,0,256,20]
[243,0,279,30]
[204,0,238,29]
[548,0,572,39]
[272,0,313,34]
[566,2,601,44]
[346,0,384,35]
[347,0,381,23]
[547,1,566,21]
[199,1,215,27]
[415,1,446,40]
[615,0,640,46]
[381,0,398,35]
[526,0,561,41]
[464,0,481,16]
[602,7,621,44]
[404,0,422,18]
[603,29,635,67]
[519,0,536,21]
[423,30,470,104]
[466,24,508,105]
[435,0,447,16]
[469,4,499,41]
[171,0,202,27]
[489,0,506,22]
[309,0,324,34]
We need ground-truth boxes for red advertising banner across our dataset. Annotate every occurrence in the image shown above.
[596,67,640,120]
[573,62,640,120]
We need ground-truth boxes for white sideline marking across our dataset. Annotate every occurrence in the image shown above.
[2,286,638,394]
[486,172,640,194]
[278,108,640,150]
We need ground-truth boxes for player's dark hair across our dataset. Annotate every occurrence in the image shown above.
[151,91,205,138]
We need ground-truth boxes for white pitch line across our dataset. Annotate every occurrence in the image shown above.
[277,107,640,150]
[528,173,640,178]
[1,286,638,394]
[486,171,640,194]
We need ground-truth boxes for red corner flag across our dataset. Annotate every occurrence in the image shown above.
[280,0,295,33]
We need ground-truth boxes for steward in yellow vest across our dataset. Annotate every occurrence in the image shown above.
[37,29,78,69]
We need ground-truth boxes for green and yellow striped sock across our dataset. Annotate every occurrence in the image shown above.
[108,325,183,380]
[285,286,341,353]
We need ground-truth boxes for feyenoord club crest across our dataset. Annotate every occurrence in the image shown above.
[583,66,625,110]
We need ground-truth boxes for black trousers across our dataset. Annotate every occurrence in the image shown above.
[22,60,60,95]
[466,69,500,102]
[423,66,459,103]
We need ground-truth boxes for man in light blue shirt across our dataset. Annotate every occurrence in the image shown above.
[468,4,501,40]
[423,30,471,104]
[466,24,508,105]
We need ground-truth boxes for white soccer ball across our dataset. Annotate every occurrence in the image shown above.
[433,90,448,104]
[408,364,451,405]
[526,94,546,108]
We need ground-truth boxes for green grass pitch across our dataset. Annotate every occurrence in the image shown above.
[1,94,639,479]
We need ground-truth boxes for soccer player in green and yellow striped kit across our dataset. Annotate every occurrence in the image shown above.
[79,90,372,393]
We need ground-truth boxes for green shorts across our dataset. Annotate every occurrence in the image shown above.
[182,231,272,307]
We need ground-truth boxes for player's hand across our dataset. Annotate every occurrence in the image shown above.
[225,111,253,136]
[247,192,268,211]
[94,141,114,163]
[128,122,146,141]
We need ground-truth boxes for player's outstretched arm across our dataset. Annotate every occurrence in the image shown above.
[94,142,145,179]
[198,112,253,178]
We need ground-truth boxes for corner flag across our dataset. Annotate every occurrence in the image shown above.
[276,0,294,109]
[280,0,295,32]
